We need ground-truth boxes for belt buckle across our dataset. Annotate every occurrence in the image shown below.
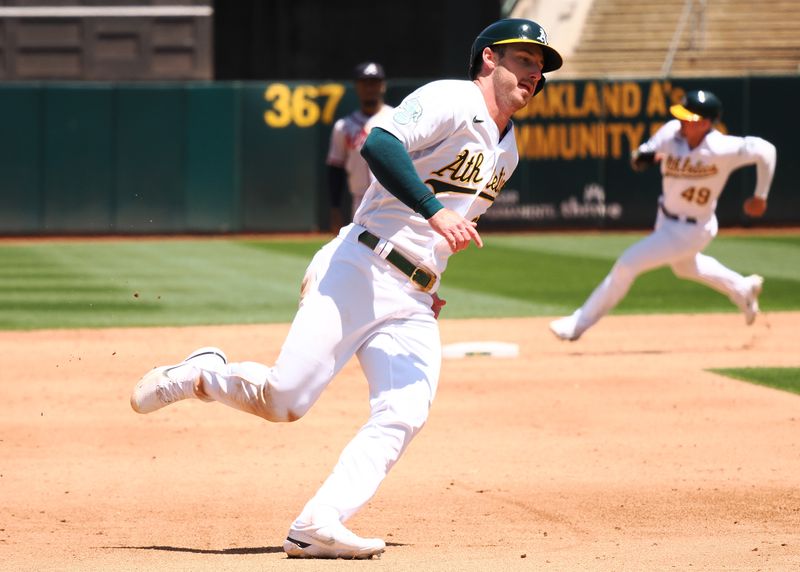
[410,266,435,292]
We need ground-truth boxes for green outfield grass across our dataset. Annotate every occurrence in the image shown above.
[0,232,798,330]
[710,367,800,396]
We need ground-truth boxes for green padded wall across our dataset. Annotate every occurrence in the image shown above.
[0,85,43,233]
[114,85,185,233]
[0,77,796,235]
[42,85,115,233]
[184,84,241,233]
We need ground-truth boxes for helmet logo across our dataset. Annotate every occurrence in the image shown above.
[537,28,548,44]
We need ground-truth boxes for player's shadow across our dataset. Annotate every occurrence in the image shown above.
[115,542,404,554]
[114,545,284,554]
[566,349,669,356]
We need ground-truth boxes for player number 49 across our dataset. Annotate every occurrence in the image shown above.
[680,186,711,205]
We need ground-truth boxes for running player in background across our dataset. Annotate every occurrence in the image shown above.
[326,61,393,231]
[550,89,777,342]
[131,18,563,559]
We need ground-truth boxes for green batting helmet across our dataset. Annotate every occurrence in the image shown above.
[468,18,563,95]
[670,90,722,122]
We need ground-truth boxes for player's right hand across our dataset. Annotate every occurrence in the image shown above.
[428,208,483,253]
[743,196,767,218]
[630,150,659,172]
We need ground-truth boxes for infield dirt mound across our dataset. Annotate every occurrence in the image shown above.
[2,312,799,571]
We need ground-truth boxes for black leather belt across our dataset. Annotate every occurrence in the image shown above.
[660,202,697,224]
[357,230,435,292]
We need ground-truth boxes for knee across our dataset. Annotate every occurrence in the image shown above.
[370,412,429,464]
[397,402,431,435]
[610,261,637,285]
[670,266,687,279]
[246,360,335,423]
[372,396,431,437]
[262,386,313,423]
[670,260,695,279]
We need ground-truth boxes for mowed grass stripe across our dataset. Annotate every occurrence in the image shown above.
[482,233,800,281]
[703,237,800,281]
[0,232,797,329]
[0,240,312,329]
[442,235,799,316]
[482,233,641,260]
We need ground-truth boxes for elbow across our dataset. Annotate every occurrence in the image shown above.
[761,143,777,175]
[361,127,397,163]
[361,132,376,162]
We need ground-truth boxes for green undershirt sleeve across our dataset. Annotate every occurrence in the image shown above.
[361,127,444,219]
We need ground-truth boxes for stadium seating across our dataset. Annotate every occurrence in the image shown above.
[544,0,800,78]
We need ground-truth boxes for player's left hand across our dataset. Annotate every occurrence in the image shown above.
[428,208,483,253]
[743,196,767,218]
[431,292,446,319]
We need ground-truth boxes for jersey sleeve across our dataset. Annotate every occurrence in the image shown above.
[363,105,394,135]
[711,133,777,199]
[638,119,679,154]
[371,82,458,154]
[326,118,348,167]
[741,136,777,199]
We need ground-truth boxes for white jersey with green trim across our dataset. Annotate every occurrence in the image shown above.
[354,79,519,277]
[552,118,776,342]
[638,119,776,224]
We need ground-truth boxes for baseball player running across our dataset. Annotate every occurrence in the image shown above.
[131,18,562,560]
[326,61,393,231]
[550,90,776,342]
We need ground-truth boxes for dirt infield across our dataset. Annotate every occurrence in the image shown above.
[3,312,799,571]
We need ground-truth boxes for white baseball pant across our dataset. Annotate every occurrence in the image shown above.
[195,224,441,525]
[573,212,755,334]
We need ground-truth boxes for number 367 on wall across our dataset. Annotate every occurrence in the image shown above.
[263,83,345,128]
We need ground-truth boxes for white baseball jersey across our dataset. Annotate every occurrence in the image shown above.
[638,119,776,224]
[562,119,777,340]
[327,104,394,210]
[355,79,519,278]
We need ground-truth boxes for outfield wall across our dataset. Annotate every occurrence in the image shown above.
[0,76,795,235]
